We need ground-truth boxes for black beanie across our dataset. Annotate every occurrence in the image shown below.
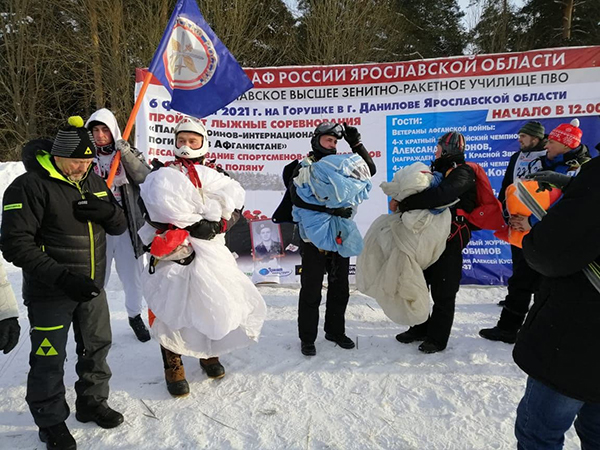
[51,116,97,159]
[518,121,545,139]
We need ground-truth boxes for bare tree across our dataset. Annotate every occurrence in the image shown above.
[200,0,297,67]
[297,0,407,65]
[0,0,56,159]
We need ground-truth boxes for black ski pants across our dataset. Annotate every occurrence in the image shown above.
[298,242,350,344]
[497,245,541,331]
[25,291,112,428]
[409,220,471,349]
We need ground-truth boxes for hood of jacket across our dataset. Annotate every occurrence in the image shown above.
[85,108,122,145]
[21,139,54,173]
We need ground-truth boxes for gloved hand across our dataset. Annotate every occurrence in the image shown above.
[0,317,20,354]
[325,207,353,219]
[73,192,116,223]
[343,122,361,148]
[57,271,101,303]
[116,139,132,154]
[525,171,573,192]
[186,219,223,240]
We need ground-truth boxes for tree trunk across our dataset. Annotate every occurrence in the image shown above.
[562,0,574,40]
[88,0,105,108]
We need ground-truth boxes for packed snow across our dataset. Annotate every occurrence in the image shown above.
[0,162,582,449]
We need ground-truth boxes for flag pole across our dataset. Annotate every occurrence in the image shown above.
[106,0,184,188]
[106,71,153,188]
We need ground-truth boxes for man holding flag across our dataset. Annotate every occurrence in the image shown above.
[108,0,258,396]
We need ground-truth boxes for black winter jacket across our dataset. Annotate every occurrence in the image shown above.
[0,150,127,302]
[398,155,477,216]
[514,156,600,402]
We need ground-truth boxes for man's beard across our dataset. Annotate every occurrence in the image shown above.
[520,142,535,151]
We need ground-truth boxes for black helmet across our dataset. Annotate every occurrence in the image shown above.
[311,121,344,157]
[438,131,466,156]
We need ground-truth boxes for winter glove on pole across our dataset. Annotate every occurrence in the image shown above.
[525,171,573,192]
[73,192,117,223]
[186,219,223,240]
[57,271,101,303]
[343,122,361,148]
[116,139,132,155]
[0,318,20,354]
[325,207,353,219]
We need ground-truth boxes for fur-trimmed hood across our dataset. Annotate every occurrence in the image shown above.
[21,139,53,173]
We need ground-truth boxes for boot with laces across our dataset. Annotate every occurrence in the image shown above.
[75,402,124,429]
[161,346,190,397]
[38,422,76,450]
[128,314,151,342]
[199,357,225,379]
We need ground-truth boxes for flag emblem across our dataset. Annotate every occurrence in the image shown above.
[164,17,218,90]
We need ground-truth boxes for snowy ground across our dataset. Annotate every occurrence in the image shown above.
[0,162,582,449]
[0,268,582,450]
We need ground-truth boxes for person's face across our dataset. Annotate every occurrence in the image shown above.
[91,124,113,147]
[55,157,92,181]
[518,133,539,151]
[319,135,338,151]
[177,132,204,150]
[260,227,272,241]
[544,139,570,160]
[435,144,443,159]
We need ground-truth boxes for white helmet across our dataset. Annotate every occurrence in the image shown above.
[174,117,209,159]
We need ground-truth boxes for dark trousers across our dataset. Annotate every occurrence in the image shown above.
[498,245,541,331]
[409,221,471,348]
[25,291,112,428]
[298,242,350,344]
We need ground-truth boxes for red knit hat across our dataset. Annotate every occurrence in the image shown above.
[548,118,582,149]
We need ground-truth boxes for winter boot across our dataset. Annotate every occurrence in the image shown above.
[39,422,77,450]
[161,346,190,397]
[76,403,124,429]
[395,329,427,344]
[199,357,225,379]
[325,333,355,349]
[301,341,316,356]
[479,327,518,344]
[418,340,445,354]
[128,314,151,342]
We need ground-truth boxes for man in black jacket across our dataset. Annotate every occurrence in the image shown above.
[513,157,600,449]
[479,121,546,344]
[291,121,376,357]
[0,118,128,450]
[393,131,477,354]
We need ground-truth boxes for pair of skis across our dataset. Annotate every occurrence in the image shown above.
[515,179,600,293]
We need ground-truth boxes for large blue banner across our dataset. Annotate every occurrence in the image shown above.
[387,111,600,284]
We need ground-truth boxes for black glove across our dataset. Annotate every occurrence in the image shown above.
[73,192,116,224]
[0,317,20,354]
[186,219,223,240]
[57,271,101,303]
[343,122,361,148]
[524,171,573,192]
[325,207,353,219]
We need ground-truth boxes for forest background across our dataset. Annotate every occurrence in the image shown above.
[1,0,599,160]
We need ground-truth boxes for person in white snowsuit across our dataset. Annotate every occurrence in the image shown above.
[118,117,266,397]
[86,109,150,342]
[0,259,20,354]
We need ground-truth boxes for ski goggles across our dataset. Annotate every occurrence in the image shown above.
[314,122,344,139]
